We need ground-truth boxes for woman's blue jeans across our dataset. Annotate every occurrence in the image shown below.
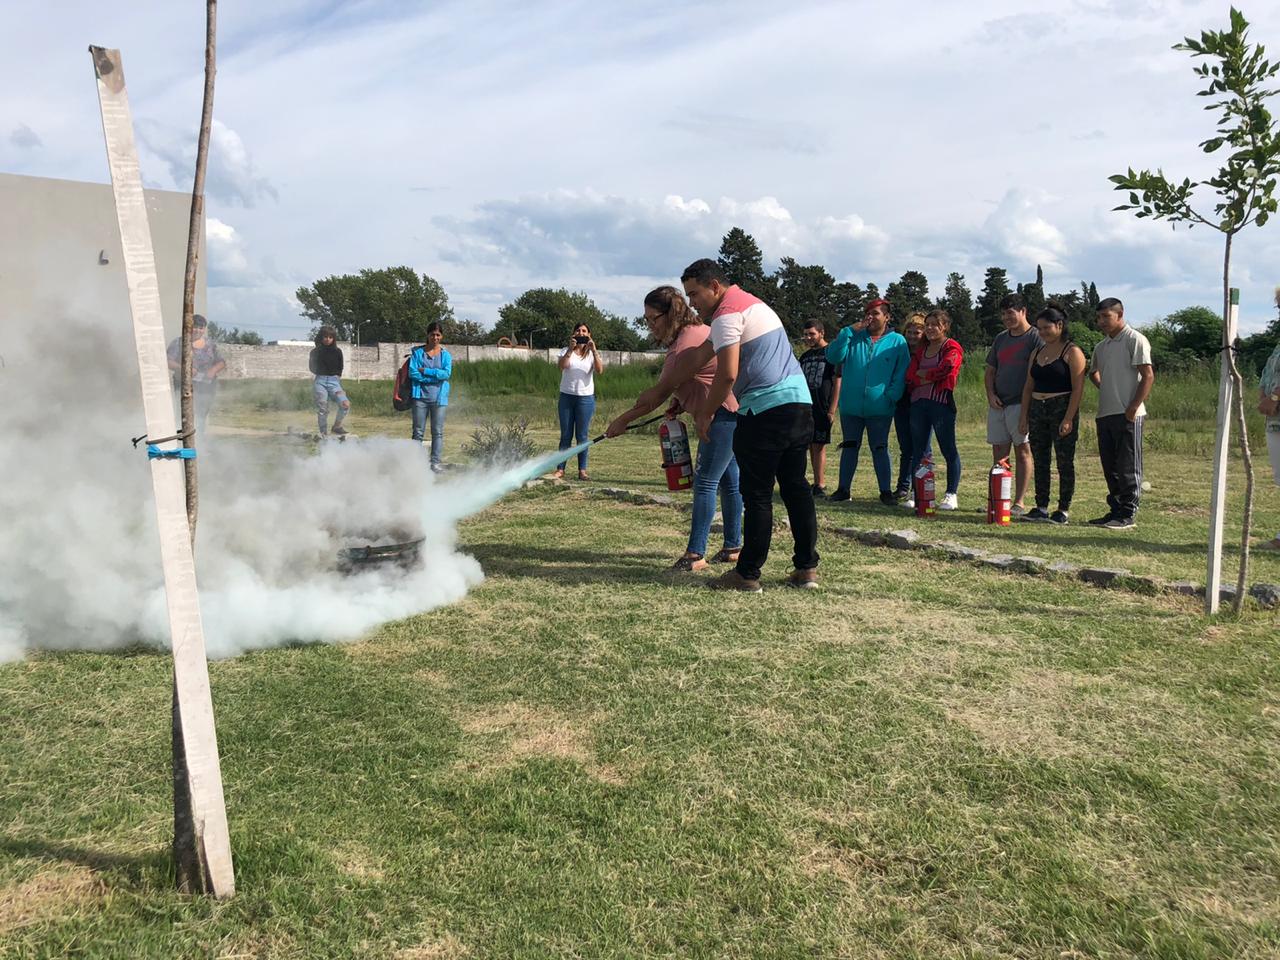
[687,409,743,556]
[837,413,894,494]
[557,392,596,471]
[908,400,961,495]
[411,400,446,465]
[895,402,931,492]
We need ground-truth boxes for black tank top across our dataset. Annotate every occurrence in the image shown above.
[1030,348,1073,394]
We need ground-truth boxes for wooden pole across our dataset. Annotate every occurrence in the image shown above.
[90,43,235,899]
[172,0,218,893]
[1205,285,1239,614]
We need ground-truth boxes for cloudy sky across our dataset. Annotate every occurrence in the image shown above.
[4,0,1280,337]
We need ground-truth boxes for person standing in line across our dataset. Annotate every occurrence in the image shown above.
[553,322,604,480]
[1017,305,1086,524]
[1257,339,1280,551]
[309,325,350,437]
[409,321,452,473]
[798,319,841,498]
[1087,297,1154,529]
[604,286,743,570]
[905,309,965,509]
[679,258,819,592]
[826,298,910,506]
[984,293,1042,518]
[894,313,932,499]
[166,313,226,436]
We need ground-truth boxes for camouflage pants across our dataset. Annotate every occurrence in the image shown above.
[1027,394,1078,512]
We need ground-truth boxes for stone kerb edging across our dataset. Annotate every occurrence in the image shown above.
[534,481,1280,610]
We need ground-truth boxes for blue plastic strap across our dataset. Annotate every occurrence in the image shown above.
[147,444,197,460]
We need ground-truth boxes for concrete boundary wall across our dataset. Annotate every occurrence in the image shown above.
[217,342,667,380]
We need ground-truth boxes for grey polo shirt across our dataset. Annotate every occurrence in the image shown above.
[1088,325,1153,418]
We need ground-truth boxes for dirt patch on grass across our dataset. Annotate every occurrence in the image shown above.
[331,842,385,881]
[0,864,105,935]
[396,934,470,959]
[944,667,1103,757]
[455,702,623,784]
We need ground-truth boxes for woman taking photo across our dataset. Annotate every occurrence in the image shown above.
[605,286,742,570]
[1017,305,1087,524]
[553,322,604,480]
[905,309,964,509]
[409,321,451,473]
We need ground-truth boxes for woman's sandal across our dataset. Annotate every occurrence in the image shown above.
[578,471,590,481]
[551,469,565,479]
[710,548,741,564]
[671,553,708,572]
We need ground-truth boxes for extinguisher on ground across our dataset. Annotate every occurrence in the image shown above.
[988,458,1013,525]
[913,456,936,517]
[659,418,694,491]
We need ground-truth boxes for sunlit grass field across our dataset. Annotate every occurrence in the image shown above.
[2,360,1277,959]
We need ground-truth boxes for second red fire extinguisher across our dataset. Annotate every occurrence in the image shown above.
[987,458,1013,525]
[914,456,936,517]
[659,418,694,491]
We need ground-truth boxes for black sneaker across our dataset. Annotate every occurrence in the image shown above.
[829,489,850,502]
[879,491,897,506]
[1022,507,1051,522]
[331,424,349,436]
[811,485,827,499]
[1087,513,1115,526]
[1049,510,1069,525]
[1104,516,1135,530]
[894,488,910,502]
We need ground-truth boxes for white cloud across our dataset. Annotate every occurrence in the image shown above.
[9,123,41,149]
[140,119,277,207]
[206,217,253,287]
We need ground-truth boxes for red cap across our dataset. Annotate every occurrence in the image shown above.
[864,298,890,314]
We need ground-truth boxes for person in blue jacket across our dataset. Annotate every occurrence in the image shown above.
[825,299,910,505]
[409,321,451,473]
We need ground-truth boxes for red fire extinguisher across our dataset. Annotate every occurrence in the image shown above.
[913,456,936,517]
[988,458,1013,525]
[659,418,694,491]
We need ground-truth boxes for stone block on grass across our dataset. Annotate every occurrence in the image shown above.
[855,530,887,547]
[1012,556,1049,575]
[885,529,922,550]
[1167,580,1203,597]
[1248,583,1280,609]
[1047,561,1080,577]
[1079,567,1130,587]
[980,554,1016,571]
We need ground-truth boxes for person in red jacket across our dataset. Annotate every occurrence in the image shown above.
[905,309,965,509]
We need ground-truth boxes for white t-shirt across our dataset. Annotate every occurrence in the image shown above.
[1088,325,1153,419]
[559,348,598,395]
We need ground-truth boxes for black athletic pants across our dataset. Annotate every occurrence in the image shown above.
[733,402,819,581]
[1096,413,1144,519]
[1028,395,1078,512]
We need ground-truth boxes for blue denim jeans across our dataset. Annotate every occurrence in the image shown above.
[895,402,931,492]
[313,375,349,434]
[909,400,961,495]
[837,413,894,494]
[557,392,596,471]
[687,409,743,556]
[411,400,446,465]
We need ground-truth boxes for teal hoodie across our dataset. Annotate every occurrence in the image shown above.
[825,326,909,418]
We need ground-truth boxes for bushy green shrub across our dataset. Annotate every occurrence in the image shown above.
[462,417,539,465]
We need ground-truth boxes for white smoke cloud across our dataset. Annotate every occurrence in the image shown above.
[0,309,553,663]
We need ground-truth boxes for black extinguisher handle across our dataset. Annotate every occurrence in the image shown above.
[590,412,666,445]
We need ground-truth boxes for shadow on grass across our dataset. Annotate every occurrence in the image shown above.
[0,836,168,888]
[467,541,696,588]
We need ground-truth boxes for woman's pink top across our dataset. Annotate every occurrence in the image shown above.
[663,324,740,414]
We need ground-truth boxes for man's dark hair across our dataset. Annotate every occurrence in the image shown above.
[999,293,1026,313]
[803,318,825,334]
[1096,297,1124,314]
[681,258,728,286]
[425,321,444,336]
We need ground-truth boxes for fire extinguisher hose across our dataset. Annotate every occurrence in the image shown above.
[590,413,665,445]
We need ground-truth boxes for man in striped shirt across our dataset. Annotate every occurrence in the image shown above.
[680,259,820,592]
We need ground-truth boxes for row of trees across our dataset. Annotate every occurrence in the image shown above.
[289,243,1278,371]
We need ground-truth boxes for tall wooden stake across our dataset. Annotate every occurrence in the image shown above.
[1205,285,1239,614]
[90,44,234,898]
[173,0,219,894]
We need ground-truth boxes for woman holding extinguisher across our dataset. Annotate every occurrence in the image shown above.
[604,286,743,571]
[905,309,965,509]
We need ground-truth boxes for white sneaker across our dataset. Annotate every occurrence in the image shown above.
[939,492,958,510]
[903,497,915,509]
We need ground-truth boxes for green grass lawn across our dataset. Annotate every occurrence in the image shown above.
[2,367,1278,958]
